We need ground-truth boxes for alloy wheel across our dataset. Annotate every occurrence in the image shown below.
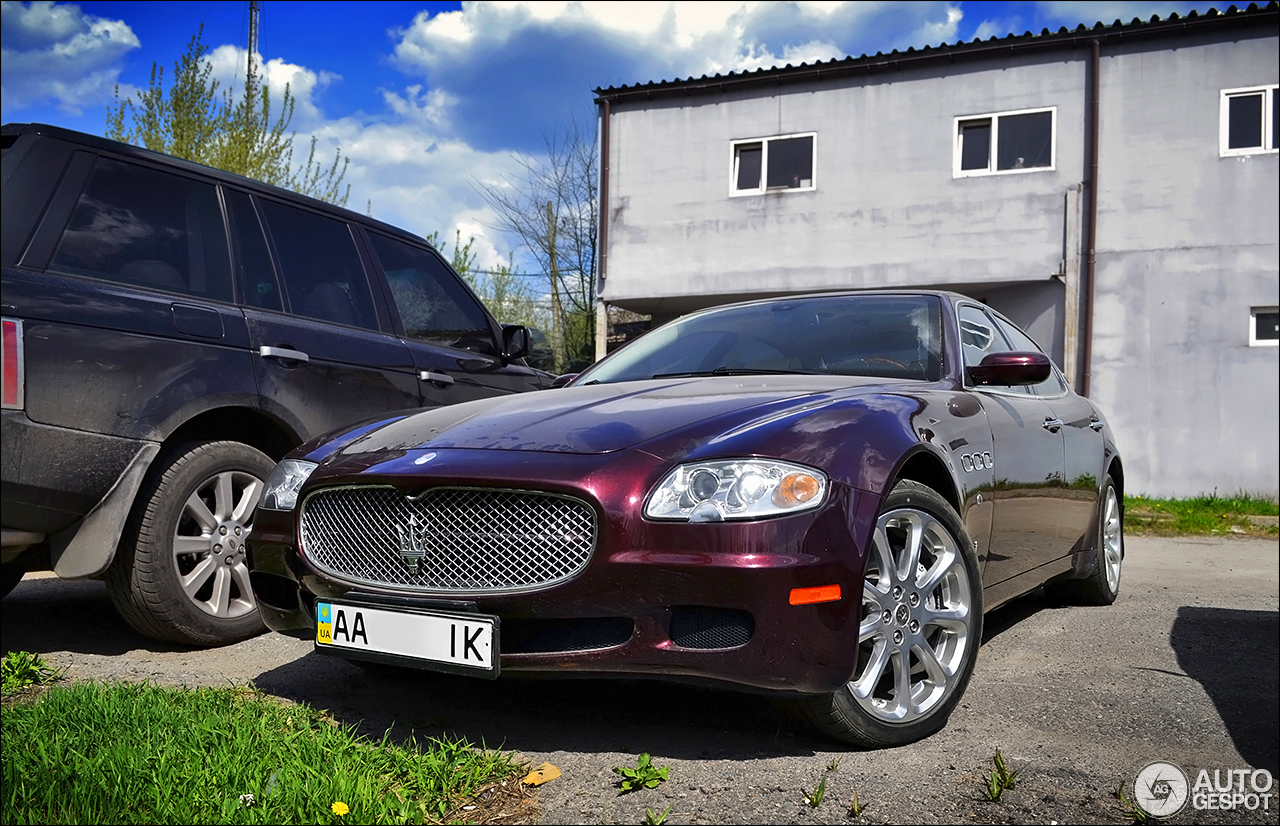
[852,507,976,723]
[173,469,263,619]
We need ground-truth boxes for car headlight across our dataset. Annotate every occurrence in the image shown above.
[259,459,318,511]
[644,459,828,522]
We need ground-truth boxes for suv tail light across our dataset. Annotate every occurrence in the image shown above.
[2,317,23,410]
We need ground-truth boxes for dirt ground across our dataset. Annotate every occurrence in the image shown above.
[3,535,1277,825]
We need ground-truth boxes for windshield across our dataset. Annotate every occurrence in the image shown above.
[578,294,944,385]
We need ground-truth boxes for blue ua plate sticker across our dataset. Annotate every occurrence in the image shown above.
[317,602,334,644]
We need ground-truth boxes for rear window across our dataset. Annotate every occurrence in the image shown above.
[48,157,232,302]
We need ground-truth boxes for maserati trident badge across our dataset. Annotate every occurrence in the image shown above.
[396,513,427,574]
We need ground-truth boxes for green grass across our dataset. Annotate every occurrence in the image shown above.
[1125,493,1278,536]
[1,650,61,695]
[1,680,525,825]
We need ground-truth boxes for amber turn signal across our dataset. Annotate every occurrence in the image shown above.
[773,472,822,508]
[789,584,842,605]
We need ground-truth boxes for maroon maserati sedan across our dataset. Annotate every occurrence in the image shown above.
[247,291,1123,747]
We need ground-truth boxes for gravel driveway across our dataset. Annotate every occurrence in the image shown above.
[4,535,1277,825]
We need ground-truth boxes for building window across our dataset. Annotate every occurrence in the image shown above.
[1220,86,1278,156]
[730,133,815,195]
[954,108,1056,177]
[1250,306,1279,347]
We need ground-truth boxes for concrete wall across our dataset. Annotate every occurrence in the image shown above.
[600,29,1279,497]
[1091,32,1279,497]
[604,50,1089,312]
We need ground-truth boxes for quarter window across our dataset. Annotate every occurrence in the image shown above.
[1220,86,1278,156]
[49,157,232,301]
[257,200,378,331]
[954,108,1055,177]
[731,133,815,195]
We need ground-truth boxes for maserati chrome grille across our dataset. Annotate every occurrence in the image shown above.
[299,486,597,592]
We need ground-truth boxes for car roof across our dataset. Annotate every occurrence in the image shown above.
[1,121,431,248]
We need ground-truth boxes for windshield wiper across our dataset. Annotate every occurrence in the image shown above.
[651,367,815,379]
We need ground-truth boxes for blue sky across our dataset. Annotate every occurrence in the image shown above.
[2,0,1213,269]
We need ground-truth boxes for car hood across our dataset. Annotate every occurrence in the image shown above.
[336,375,915,458]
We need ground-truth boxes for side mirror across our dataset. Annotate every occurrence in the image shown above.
[501,324,531,361]
[967,351,1052,386]
[550,373,578,388]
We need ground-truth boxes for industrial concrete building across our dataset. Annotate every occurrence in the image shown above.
[592,3,1279,498]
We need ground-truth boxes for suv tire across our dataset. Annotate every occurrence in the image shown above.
[107,440,273,646]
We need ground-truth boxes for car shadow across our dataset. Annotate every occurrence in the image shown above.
[251,651,833,760]
[0,575,190,656]
[1170,606,1279,777]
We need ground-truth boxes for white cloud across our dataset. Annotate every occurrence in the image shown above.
[389,1,964,155]
[0,0,139,115]
[202,44,338,127]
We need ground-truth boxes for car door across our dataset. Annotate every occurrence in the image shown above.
[230,192,418,442]
[992,316,1102,550]
[361,228,544,407]
[957,304,1066,585]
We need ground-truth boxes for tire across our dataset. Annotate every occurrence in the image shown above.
[106,440,274,646]
[0,562,25,600]
[797,480,983,747]
[1046,474,1122,606]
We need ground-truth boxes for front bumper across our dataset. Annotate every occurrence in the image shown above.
[248,447,882,696]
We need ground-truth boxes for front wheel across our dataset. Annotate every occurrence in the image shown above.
[798,480,983,747]
[107,440,274,646]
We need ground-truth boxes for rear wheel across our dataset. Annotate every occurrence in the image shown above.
[798,480,983,747]
[1047,474,1122,606]
[107,440,273,646]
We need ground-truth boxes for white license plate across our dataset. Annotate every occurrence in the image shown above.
[316,601,498,676]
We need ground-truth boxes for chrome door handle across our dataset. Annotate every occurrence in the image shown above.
[258,345,309,363]
[1089,418,1105,432]
[1042,417,1064,432]
[419,370,455,386]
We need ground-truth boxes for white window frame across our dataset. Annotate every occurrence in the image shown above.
[1220,85,1278,157]
[729,132,817,197]
[953,106,1057,178]
[1249,306,1279,347]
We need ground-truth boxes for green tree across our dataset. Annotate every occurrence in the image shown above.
[475,119,598,372]
[106,25,349,206]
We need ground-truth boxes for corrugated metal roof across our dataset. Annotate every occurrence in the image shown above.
[594,1,1279,101]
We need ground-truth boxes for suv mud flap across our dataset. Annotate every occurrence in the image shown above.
[50,442,160,578]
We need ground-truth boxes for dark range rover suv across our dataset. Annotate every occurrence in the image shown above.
[1,123,546,645]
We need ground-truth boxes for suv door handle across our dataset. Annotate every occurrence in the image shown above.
[1089,417,1105,432]
[1042,417,1064,432]
[259,345,309,363]
[419,370,455,386]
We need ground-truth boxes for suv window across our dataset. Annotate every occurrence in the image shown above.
[224,190,282,312]
[48,157,232,301]
[366,231,494,351]
[257,199,378,330]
